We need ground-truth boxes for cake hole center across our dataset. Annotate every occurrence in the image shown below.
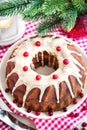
[31,51,59,76]
[35,66,55,75]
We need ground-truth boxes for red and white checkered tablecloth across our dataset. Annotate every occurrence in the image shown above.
[0,16,87,130]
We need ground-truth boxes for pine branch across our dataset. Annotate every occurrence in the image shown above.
[71,0,87,14]
[36,15,61,35]
[22,0,44,20]
[0,0,30,16]
[0,0,87,35]
[22,10,44,21]
[61,8,77,31]
[42,0,68,16]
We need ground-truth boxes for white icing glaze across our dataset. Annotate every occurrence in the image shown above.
[36,54,39,62]
[6,36,86,105]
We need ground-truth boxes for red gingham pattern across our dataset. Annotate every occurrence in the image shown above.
[0,18,87,130]
[0,121,12,130]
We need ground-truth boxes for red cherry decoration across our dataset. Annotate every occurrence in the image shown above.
[63,107,67,112]
[48,111,53,116]
[17,103,22,108]
[35,111,40,116]
[73,99,78,104]
[27,108,31,113]
[35,41,41,46]
[63,59,69,65]
[81,128,86,130]
[56,46,61,51]
[13,99,17,104]
[74,128,79,130]
[82,106,87,111]
[5,88,9,93]
[68,112,74,117]
[23,66,28,71]
[52,74,58,79]
[74,113,79,117]
[36,75,41,80]
[79,92,84,98]
[23,51,29,57]
[82,122,87,127]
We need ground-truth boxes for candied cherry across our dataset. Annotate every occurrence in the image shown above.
[23,66,28,71]
[36,75,41,80]
[13,99,17,104]
[68,112,74,117]
[74,113,79,117]
[73,99,78,104]
[5,88,9,93]
[23,51,29,57]
[73,128,79,130]
[27,108,31,113]
[63,107,67,112]
[35,111,40,116]
[48,111,53,116]
[82,122,87,127]
[17,103,22,108]
[35,41,41,46]
[79,92,84,98]
[81,128,86,130]
[56,46,61,51]
[63,59,69,65]
[52,74,58,79]
[82,106,87,111]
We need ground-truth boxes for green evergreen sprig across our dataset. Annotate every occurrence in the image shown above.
[71,0,87,13]
[0,0,87,35]
[37,15,61,35]
[22,0,44,21]
[0,0,31,16]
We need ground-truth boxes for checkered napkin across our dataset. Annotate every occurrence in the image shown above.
[0,17,87,130]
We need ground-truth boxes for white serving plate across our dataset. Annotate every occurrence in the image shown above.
[0,35,87,119]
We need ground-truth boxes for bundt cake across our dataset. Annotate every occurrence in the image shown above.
[5,35,87,115]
